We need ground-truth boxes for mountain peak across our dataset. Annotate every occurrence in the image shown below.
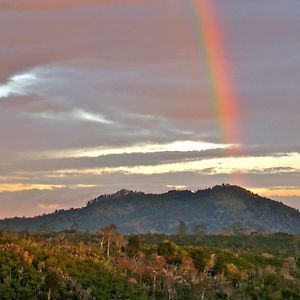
[210,184,248,192]
[112,189,135,197]
[1,185,299,234]
[200,184,255,197]
[111,189,144,198]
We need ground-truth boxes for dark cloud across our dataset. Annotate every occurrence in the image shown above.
[0,149,298,177]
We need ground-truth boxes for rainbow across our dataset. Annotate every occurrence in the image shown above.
[180,0,240,154]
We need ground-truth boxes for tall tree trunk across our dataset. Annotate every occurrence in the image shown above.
[107,234,111,258]
[100,237,105,255]
[153,274,156,291]
[139,273,142,289]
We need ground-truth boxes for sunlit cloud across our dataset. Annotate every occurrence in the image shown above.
[43,152,299,176]
[40,140,233,159]
[0,182,100,192]
[0,184,66,192]
[166,184,187,190]
[69,184,99,189]
[250,187,300,197]
[37,202,60,210]
[72,109,114,124]
[0,72,38,99]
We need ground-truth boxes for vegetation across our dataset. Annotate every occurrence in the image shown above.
[1,228,300,299]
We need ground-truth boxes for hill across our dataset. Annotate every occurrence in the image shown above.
[1,184,300,234]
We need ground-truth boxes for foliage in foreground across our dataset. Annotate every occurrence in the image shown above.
[0,229,300,299]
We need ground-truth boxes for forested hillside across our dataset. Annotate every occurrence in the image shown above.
[0,185,299,234]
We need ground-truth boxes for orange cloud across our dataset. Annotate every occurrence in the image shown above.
[37,202,60,209]
[250,187,300,198]
[0,184,66,192]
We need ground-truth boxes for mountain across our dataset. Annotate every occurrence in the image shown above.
[1,185,300,234]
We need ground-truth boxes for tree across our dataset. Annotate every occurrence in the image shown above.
[190,249,209,272]
[157,240,182,265]
[127,236,141,258]
[148,254,166,291]
[192,224,207,236]
[99,224,118,258]
[212,253,225,277]
[133,251,147,289]
[45,269,60,300]
[176,221,188,237]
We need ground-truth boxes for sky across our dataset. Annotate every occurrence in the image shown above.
[0,0,299,217]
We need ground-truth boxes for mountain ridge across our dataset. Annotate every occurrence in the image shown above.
[1,184,299,234]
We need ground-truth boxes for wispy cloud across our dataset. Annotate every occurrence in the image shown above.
[35,108,114,125]
[0,72,38,99]
[0,0,138,11]
[37,202,60,210]
[250,187,300,197]
[0,184,66,192]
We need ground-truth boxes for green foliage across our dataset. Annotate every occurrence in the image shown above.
[189,248,210,272]
[157,240,182,265]
[0,230,300,299]
[211,253,225,276]
[127,235,141,258]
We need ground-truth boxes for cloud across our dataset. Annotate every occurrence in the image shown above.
[40,140,232,159]
[37,202,60,210]
[166,184,187,190]
[0,0,140,11]
[0,72,39,98]
[0,184,66,192]
[0,148,232,175]
[82,153,299,176]
[0,94,40,109]
[0,153,299,192]
[251,187,300,198]
[1,149,297,180]
[0,187,103,218]
[34,108,114,125]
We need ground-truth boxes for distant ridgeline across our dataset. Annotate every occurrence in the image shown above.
[1,185,300,234]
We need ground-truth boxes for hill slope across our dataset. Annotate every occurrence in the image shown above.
[1,185,300,233]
